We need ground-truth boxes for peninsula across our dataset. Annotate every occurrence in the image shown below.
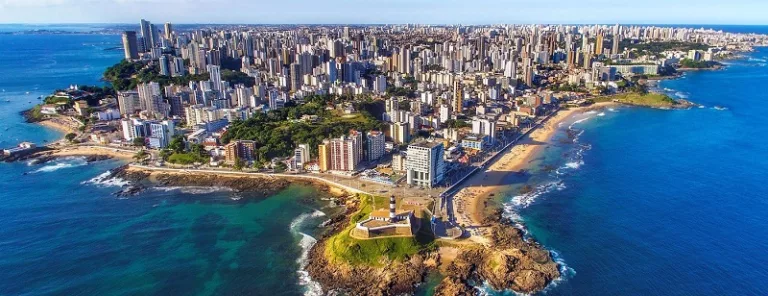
[12,22,768,295]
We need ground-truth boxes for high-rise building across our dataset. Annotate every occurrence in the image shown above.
[366,131,385,161]
[373,75,387,94]
[207,65,222,92]
[139,19,153,52]
[159,55,171,76]
[290,63,302,92]
[390,121,410,144]
[453,79,463,114]
[318,141,330,172]
[164,22,173,40]
[328,133,362,172]
[121,31,139,60]
[405,141,445,188]
[137,82,163,117]
[224,140,256,163]
[117,91,140,116]
[595,31,604,55]
[472,118,497,140]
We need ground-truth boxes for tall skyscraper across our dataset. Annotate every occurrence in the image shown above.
[207,65,222,92]
[164,22,173,40]
[159,55,170,76]
[139,19,152,52]
[121,31,139,60]
[453,79,463,114]
[595,31,604,55]
[290,63,302,92]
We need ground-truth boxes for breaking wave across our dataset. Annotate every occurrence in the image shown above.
[153,186,234,194]
[29,156,87,173]
[81,170,130,187]
[510,181,567,209]
[290,210,327,296]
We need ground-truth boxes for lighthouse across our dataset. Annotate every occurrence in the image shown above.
[389,195,396,222]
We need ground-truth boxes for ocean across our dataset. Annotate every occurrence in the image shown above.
[0,33,336,295]
[2,26,768,296]
[497,49,768,294]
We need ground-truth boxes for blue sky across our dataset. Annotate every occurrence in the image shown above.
[0,0,766,24]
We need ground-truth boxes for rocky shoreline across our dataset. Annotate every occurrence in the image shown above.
[103,165,298,197]
[304,197,561,296]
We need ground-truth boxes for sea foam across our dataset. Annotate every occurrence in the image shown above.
[81,170,130,187]
[290,210,326,296]
[153,186,234,194]
[30,156,87,173]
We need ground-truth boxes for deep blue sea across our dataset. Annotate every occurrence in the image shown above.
[2,26,768,296]
[0,33,333,295]
[498,49,768,295]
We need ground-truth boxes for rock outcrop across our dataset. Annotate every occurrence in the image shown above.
[109,166,294,198]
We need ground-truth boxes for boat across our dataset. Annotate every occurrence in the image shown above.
[714,106,728,111]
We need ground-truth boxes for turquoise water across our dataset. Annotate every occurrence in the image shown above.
[498,49,768,295]
[0,33,334,295]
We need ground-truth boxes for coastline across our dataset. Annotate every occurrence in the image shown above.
[455,102,618,243]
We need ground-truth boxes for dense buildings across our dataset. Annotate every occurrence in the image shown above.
[105,19,767,178]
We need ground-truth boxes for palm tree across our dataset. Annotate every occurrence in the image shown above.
[133,150,149,164]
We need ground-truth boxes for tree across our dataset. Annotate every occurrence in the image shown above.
[168,135,185,153]
[159,149,173,161]
[274,162,287,173]
[133,137,146,147]
[233,157,245,171]
[64,133,77,142]
[133,150,149,164]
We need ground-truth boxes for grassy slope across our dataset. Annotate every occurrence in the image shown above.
[325,194,437,267]
[595,92,678,107]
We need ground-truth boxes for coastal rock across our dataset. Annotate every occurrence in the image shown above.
[439,223,560,294]
[433,277,477,296]
[108,166,295,198]
[305,239,427,296]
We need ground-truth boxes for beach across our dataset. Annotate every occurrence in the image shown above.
[37,117,81,134]
[452,102,617,243]
[43,145,137,160]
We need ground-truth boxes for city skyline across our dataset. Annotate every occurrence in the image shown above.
[1,0,768,25]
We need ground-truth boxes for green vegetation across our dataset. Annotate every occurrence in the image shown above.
[104,60,209,91]
[167,152,207,165]
[386,87,416,98]
[64,133,77,142]
[325,194,437,267]
[44,96,72,105]
[132,137,146,147]
[443,119,470,129]
[25,105,44,121]
[594,92,678,107]
[221,95,382,161]
[679,58,720,69]
[549,83,586,92]
[133,150,149,163]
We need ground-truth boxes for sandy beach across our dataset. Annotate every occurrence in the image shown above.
[453,102,617,243]
[38,117,81,134]
[46,145,137,160]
